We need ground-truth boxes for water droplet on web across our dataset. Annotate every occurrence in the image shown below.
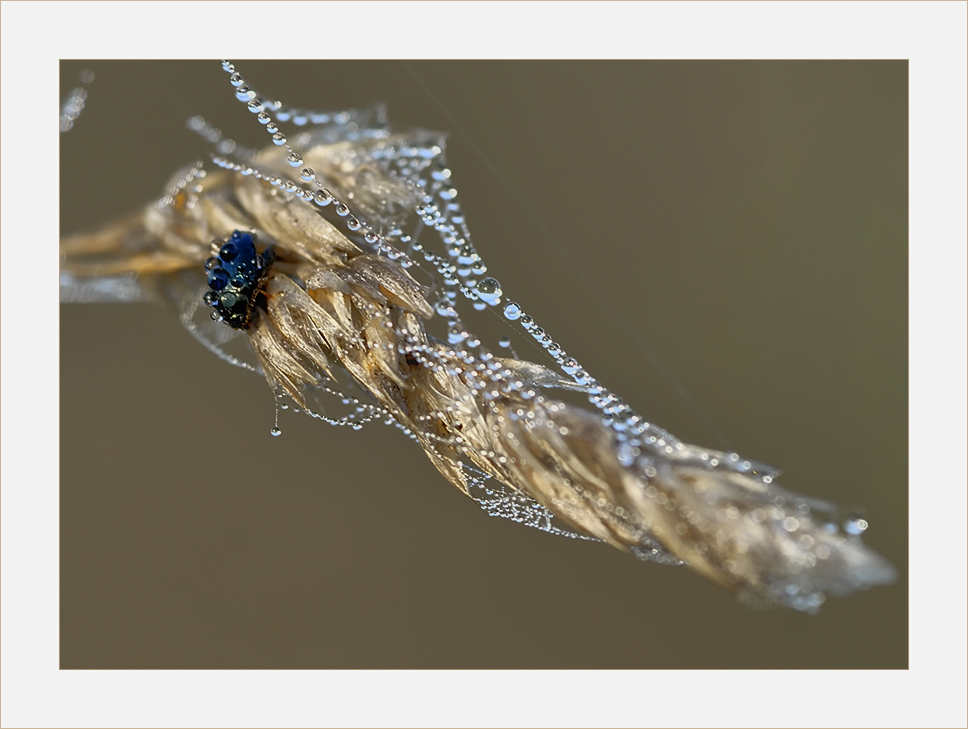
[435,300,455,317]
[287,152,303,167]
[503,302,521,320]
[271,133,287,146]
[270,426,282,436]
[476,277,502,306]
[229,73,244,87]
[457,244,477,265]
[498,336,511,348]
[844,513,868,535]
[448,325,469,345]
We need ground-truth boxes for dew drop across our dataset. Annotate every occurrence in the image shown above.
[207,269,229,290]
[257,112,271,125]
[476,277,503,306]
[503,302,522,320]
[498,336,511,348]
[844,514,869,535]
[235,85,256,101]
[347,218,362,231]
[617,441,636,467]
[287,152,303,167]
[247,99,264,114]
[271,133,287,146]
[229,73,244,87]
[457,244,477,265]
[270,427,282,437]
[448,325,469,345]
[435,300,455,317]
[300,167,315,181]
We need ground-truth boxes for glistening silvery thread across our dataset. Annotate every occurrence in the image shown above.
[59,60,897,613]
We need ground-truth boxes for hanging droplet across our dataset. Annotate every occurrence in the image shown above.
[229,73,244,87]
[498,336,511,348]
[314,189,333,206]
[221,61,235,72]
[287,152,303,167]
[271,132,287,146]
[247,99,264,113]
[235,85,256,101]
[503,302,522,320]
[300,167,315,181]
[347,218,361,231]
[270,426,282,437]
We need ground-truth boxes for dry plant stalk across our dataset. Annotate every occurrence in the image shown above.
[60,61,896,613]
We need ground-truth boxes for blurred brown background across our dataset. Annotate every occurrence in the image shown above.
[60,60,907,669]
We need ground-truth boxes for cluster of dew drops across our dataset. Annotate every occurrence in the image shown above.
[208,61,750,487]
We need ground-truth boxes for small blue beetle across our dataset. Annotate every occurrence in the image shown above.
[203,230,275,329]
